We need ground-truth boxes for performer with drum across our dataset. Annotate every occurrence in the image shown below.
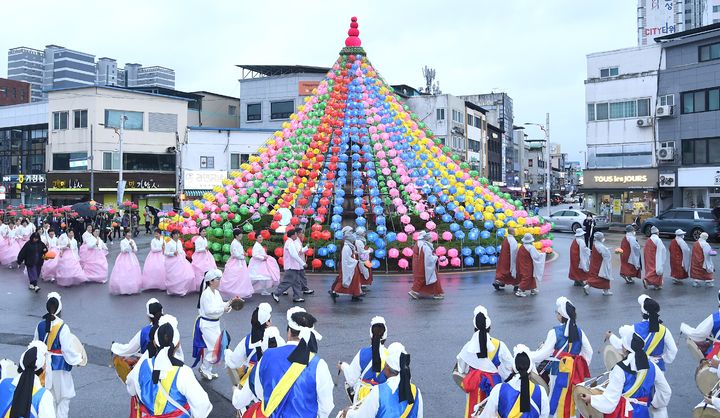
[669,229,691,285]
[493,228,519,291]
[232,326,284,415]
[0,341,56,418]
[579,325,671,418]
[339,316,391,404]
[479,345,550,418]
[455,305,513,418]
[529,297,591,418]
[33,292,85,418]
[681,290,720,360]
[192,269,241,381]
[225,303,280,388]
[609,295,677,372]
[126,315,213,418]
[619,225,642,284]
[112,298,169,360]
[568,228,590,287]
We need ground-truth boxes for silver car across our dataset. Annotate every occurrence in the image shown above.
[548,209,610,232]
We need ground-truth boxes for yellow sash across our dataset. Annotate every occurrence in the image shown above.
[508,382,536,417]
[153,366,180,414]
[357,348,389,402]
[240,363,255,387]
[3,385,42,418]
[623,369,648,398]
[645,325,666,355]
[261,353,315,417]
[399,384,418,418]
[45,320,64,351]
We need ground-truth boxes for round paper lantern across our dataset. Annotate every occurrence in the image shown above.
[311,259,322,269]
[388,248,400,259]
[274,247,283,257]
[448,248,459,258]
[436,246,447,256]
[325,259,336,268]
[438,256,449,267]
[450,257,461,267]
[464,256,474,266]
[402,247,413,257]
[442,231,453,241]
[398,259,409,269]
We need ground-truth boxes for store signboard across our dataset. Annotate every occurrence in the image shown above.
[582,169,658,189]
[183,170,227,190]
[298,81,320,96]
[678,167,720,187]
[0,185,5,200]
[659,173,675,188]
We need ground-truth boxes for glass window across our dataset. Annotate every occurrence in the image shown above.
[637,98,650,116]
[595,103,608,120]
[609,102,624,119]
[103,151,120,170]
[700,42,720,62]
[709,89,720,111]
[676,210,694,219]
[246,103,261,121]
[123,153,174,171]
[660,211,676,220]
[695,91,707,112]
[199,156,214,168]
[659,94,674,106]
[53,152,87,170]
[270,100,293,120]
[683,92,695,113]
[696,139,708,164]
[436,108,445,120]
[587,104,595,121]
[52,111,68,130]
[104,110,143,130]
[230,153,240,170]
[709,139,720,164]
[683,140,695,164]
[73,109,87,128]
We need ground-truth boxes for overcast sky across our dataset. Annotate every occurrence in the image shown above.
[1,1,637,164]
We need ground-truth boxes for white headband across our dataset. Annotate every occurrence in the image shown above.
[473,305,491,329]
[512,344,532,373]
[386,342,406,371]
[370,316,388,340]
[47,292,62,315]
[146,298,161,317]
[618,325,635,352]
[286,306,306,325]
[204,269,222,283]
[20,341,48,372]
[257,303,272,325]
[556,296,570,320]
[638,294,650,314]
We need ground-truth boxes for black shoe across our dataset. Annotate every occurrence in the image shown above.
[330,291,338,303]
[351,296,363,302]
[303,289,315,295]
[271,293,280,304]
[292,298,305,303]
[573,281,584,287]
[513,286,519,293]
[492,282,503,291]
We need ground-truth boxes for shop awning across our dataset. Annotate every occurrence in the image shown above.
[184,189,211,197]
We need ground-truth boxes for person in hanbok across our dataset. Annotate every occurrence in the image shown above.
[192,269,240,380]
[112,298,166,359]
[81,228,108,284]
[141,229,166,291]
[515,233,546,297]
[339,316,391,404]
[331,226,365,302]
[620,225,642,284]
[692,232,715,287]
[681,290,720,360]
[455,306,513,418]
[608,295,677,372]
[568,228,590,287]
[669,229,691,285]
[190,227,217,293]
[295,229,314,294]
[54,230,87,287]
[0,219,8,258]
[0,223,21,267]
[78,224,93,268]
[643,226,666,290]
[33,292,84,418]
[164,230,194,296]
[225,303,280,388]
[40,228,59,282]
[342,342,424,418]
[355,228,373,289]
[580,325,671,418]
[479,345,550,418]
[17,219,31,247]
[584,232,613,296]
[493,228,519,291]
[126,315,212,418]
[219,229,253,299]
[0,341,56,418]
[409,230,443,300]
[231,326,284,414]
[529,297,591,418]
[248,234,280,295]
[109,230,142,295]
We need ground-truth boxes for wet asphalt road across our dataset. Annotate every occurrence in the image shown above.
[0,228,717,417]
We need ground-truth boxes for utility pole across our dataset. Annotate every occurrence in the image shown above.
[89,124,94,201]
[545,112,551,218]
[117,114,127,208]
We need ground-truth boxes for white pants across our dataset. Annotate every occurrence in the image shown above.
[199,318,221,373]
[55,398,70,418]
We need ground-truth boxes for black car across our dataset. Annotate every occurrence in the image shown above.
[640,208,720,240]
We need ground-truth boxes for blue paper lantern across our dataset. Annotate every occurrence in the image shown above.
[474,246,485,255]
[464,256,475,266]
[325,259,336,268]
[463,220,474,230]
[386,232,397,243]
[442,214,453,223]
[371,259,380,269]
[461,247,472,256]
[484,221,494,230]
[375,248,387,259]
[449,223,460,232]
[496,229,506,237]
[489,256,498,265]
[375,239,386,249]
[480,255,490,264]
[480,230,491,240]
[454,231,465,240]
[367,231,379,242]
[318,247,329,257]
[486,246,496,255]
[327,244,337,253]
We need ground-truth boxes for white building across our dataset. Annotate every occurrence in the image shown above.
[181,127,273,199]
[47,86,188,209]
[188,91,240,128]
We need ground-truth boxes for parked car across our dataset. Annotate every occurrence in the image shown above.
[548,209,610,232]
[640,208,720,240]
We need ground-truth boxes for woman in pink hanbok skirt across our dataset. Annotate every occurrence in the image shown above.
[141,229,167,290]
[219,229,254,299]
[40,228,60,281]
[190,228,218,293]
[78,224,94,267]
[248,235,280,295]
[82,228,109,283]
[0,222,18,267]
[16,219,31,249]
[164,230,194,296]
[109,231,142,295]
[55,229,88,287]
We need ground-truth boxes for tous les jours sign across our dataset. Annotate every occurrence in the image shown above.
[583,169,657,188]
[593,175,648,183]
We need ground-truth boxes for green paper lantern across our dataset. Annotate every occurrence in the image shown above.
[222,243,231,254]
[212,242,222,252]
[213,253,221,262]
[222,254,230,263]
[213,228,223,238]
[242,223,253,233]
[224,229,233,238]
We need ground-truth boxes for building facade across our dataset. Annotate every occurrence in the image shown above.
[188,91,241,128]
[584,44,662,222]
[512,126,529,191]
[525,141,547,198]
[46,86,187,209]
[465,101,486,173]
[487,123,503,183]
[656,24,720,209]
[0,78,31,106]
[0,102,48,205]
[404,93,469,161]
[7,47,45,101]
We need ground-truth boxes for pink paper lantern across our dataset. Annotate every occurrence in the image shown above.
[450,257,461,267]
[397,233,408,243]
[420,211,430,221]
[438,256,449,267]
[436,246,447,256]
[426,221,437,230]
[404,224,415,234]
[448,248,459,258]
[442,231,453,241]
[388,248,400,259]
[402,247,414,257]
[398,259,409,269]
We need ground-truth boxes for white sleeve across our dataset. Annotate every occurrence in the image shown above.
[195,238,207,252]
[608,333,623,351]
[111,330,142,356]
[341,350,363,388]
[455,351,469,375]
[580,331,593,365]
[651,364,672,409]
[200,291,227,318]
[231,242,244,259]
[497,341,515,380]
[225,338,249,370]
[252,357,264,403]
[416,388,424,418]
[478,384,502,417]
[681,315,714,341]
[58,325,83,366]
[589,366,625,413]
[539,385,550,418]
[125,358,142,397]
[232,383,257,411]
[38,389,57,418]
[315,359,335,418]
[286,243,305,265]
[177,366,213,418]
[529,330,556,365]
[345,385,379,418]
[662,328,677,365]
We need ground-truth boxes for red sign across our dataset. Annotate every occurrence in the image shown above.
[298,81,320,96]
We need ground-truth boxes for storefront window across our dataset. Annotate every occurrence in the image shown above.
[590,191,656,224]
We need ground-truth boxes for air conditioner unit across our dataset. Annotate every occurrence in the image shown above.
[636,118,653,127]
[656,105,674,118]
[658,147,674,161]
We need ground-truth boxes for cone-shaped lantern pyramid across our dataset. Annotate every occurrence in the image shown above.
[165,17,554,270]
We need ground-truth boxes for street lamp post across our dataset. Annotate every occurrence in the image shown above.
[117,114,127,208]
[524,113,551,217]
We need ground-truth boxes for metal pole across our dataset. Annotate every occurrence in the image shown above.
[545,112,551,218]
[90,124,94,201]
[117,115,125,208]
